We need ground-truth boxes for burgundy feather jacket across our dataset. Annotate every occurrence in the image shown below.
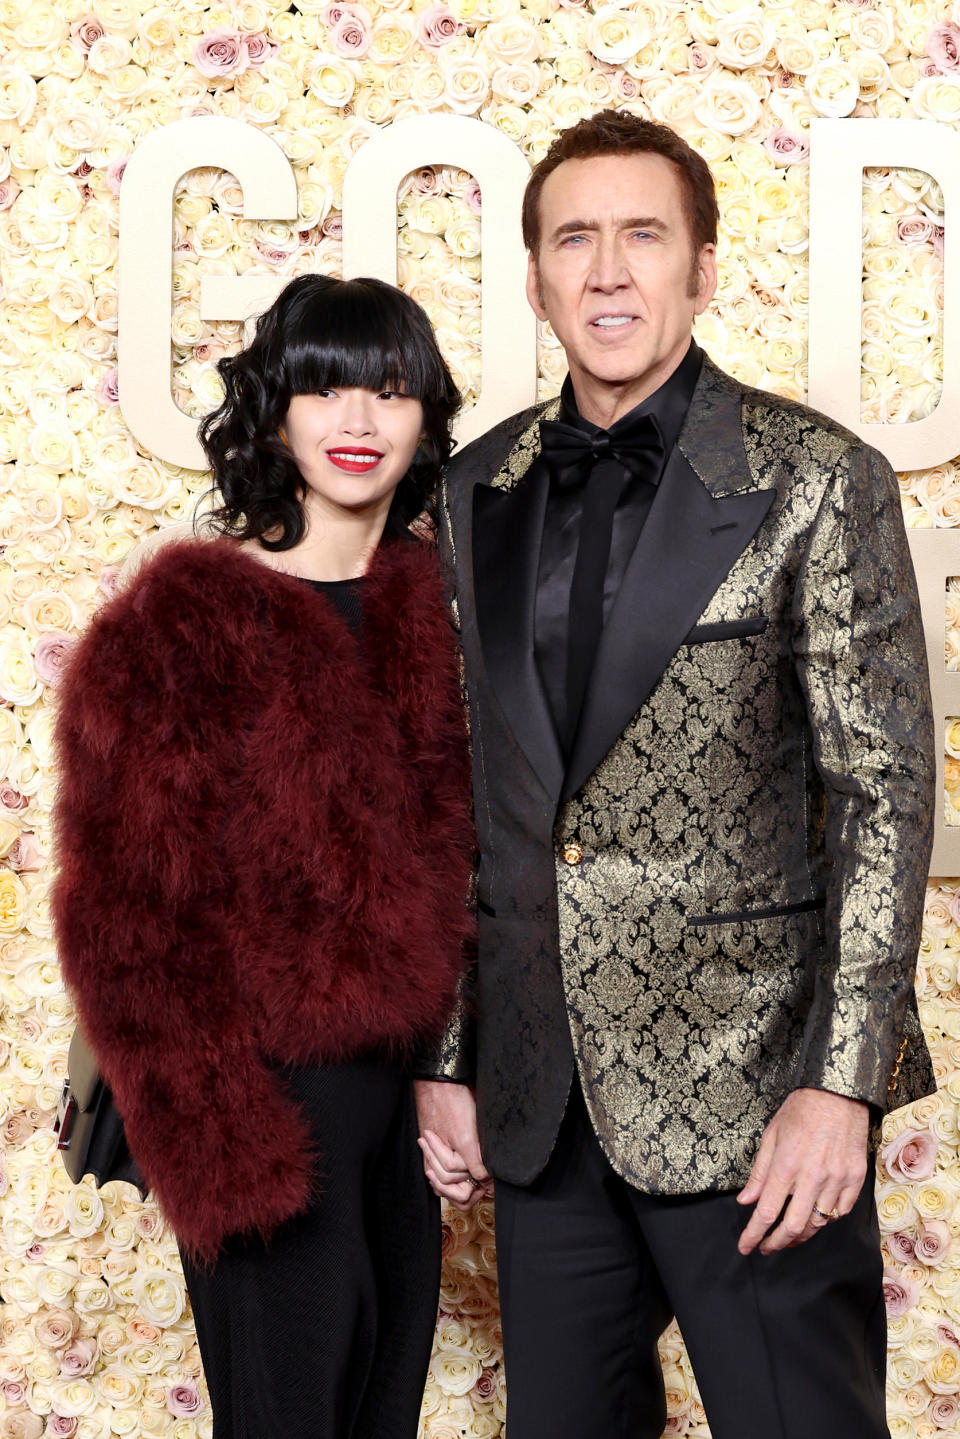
[53,536,475,1259]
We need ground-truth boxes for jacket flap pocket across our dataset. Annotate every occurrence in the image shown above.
[685,617,769,644]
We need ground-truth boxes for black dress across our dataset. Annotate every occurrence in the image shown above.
[180,577,441,1439]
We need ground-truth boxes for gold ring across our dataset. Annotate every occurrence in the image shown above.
[468,1177,483,1191]
[812,1202,839,1221]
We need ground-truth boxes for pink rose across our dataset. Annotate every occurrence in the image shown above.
[929,1394,960,1426]
[883,1267,920,1316]
[4,1415,43,1439]
[0,784,27,813]
[45,1420,78,1438]
[34,1310,77,1349]
[192,28,249,78]
[464,179,482,215]
[70,15,104,50]
[24,1243,44,1262]
[0,178,20,210]
[915,1218,951,1265]
[881,1127,938,1181]
[1,1381,26,1406]
[331,9,371,56]
[105,159,126,195]
[3,1112,35,1144]
[934,225,945,261]
[919,57,941,78]
[6,828,41,869]
[34,632,77,688]
[166,1382,202,1418]
[324,3,349,23]
[59,1339,97,1377]
[616,73,641,101]
[887,1230,915,1263]
[416,3,465,49]
[763,129,810,164]
[98,565,120,599]
[938,1323,960,1348]
[95,368,119,406]
[473,1369,497,1401]
[898,214,935,246]
[255,245,294,268]
[242,31,277,67]
[928,21,960,73]
[321,213,343,241]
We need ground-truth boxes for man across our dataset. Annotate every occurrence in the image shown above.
[415,109,935,1438]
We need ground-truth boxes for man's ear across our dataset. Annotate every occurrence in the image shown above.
[525,251,547,321]
[693,244,718,314]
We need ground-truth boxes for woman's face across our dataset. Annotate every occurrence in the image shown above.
[282,386,424,518]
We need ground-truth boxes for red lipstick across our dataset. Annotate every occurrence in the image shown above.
[326,447,383,474]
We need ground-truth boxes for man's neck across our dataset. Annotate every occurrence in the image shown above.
[568,341,694,429]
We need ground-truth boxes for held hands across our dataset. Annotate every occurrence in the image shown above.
[736,1087,870,1256]
[413,1079,493,1211]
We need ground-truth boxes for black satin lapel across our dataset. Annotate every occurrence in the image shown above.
[472,467,565,801]
[563,449,775,801]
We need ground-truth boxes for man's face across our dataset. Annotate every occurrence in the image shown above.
[526,152,717,422]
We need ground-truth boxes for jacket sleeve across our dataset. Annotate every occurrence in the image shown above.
[52,568,313,1261]
[790,441,935,1111]
[410,491,478,1084]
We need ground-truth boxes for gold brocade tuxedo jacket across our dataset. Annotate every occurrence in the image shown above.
[437,354,936,1195]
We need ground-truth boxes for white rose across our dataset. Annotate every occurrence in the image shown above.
[441,55,490,114]
[914,76,960,124]
[775,32,817,75]
[307,53,357,107]
[694,71,763,136]
[806,58,861,118]
[714,9,774,70]
[586,5,650,64]
[0,67,38,124]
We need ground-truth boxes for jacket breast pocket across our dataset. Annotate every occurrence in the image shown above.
[684,617,769,644]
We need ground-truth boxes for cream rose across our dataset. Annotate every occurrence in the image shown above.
[586,5,650,64]
[694,72,763,135]
[714,9,774,70]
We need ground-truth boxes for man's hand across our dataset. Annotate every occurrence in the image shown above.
[736,1088,869,1256]
[413,1079,492,1210]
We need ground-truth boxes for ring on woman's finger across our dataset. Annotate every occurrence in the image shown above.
[811,1202,839,1221]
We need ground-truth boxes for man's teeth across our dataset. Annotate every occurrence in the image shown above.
[593,316,633,328]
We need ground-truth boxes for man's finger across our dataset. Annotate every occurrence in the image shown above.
[737,1128,776,1206]
[422,1130,472,1177]
[759,1182,820,1255]
[419,1135,471,1184]
[737,1170,791,1255]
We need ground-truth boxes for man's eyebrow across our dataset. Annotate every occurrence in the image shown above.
[549,216,669,241]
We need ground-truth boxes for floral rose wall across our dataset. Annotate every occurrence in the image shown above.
[1,0,960,1435]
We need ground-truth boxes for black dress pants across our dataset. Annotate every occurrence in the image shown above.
[495,1083,889,1439]
[180,1056,440,1439]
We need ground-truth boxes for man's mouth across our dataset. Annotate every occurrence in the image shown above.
[591,315,636,329]
[326,448,383,473]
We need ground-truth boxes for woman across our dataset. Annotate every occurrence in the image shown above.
[53,275,476,1439]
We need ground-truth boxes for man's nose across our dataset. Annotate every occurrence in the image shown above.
[590,235,630,290]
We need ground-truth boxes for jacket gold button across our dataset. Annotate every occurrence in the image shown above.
[562,842,583,865]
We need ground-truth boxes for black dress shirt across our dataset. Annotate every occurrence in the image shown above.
[534,340,703,754]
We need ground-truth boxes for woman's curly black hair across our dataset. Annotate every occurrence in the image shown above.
[199,274,461,549]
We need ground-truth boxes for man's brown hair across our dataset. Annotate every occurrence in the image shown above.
[522,110,719,260]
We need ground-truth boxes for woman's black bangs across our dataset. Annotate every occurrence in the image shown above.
[282,283,435,401]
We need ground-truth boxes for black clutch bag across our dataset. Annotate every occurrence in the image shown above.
[54,1024,146,1194]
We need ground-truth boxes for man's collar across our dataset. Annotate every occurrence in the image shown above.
[559,340,703,455]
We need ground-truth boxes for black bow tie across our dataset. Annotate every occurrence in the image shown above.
[539,412,665,491]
